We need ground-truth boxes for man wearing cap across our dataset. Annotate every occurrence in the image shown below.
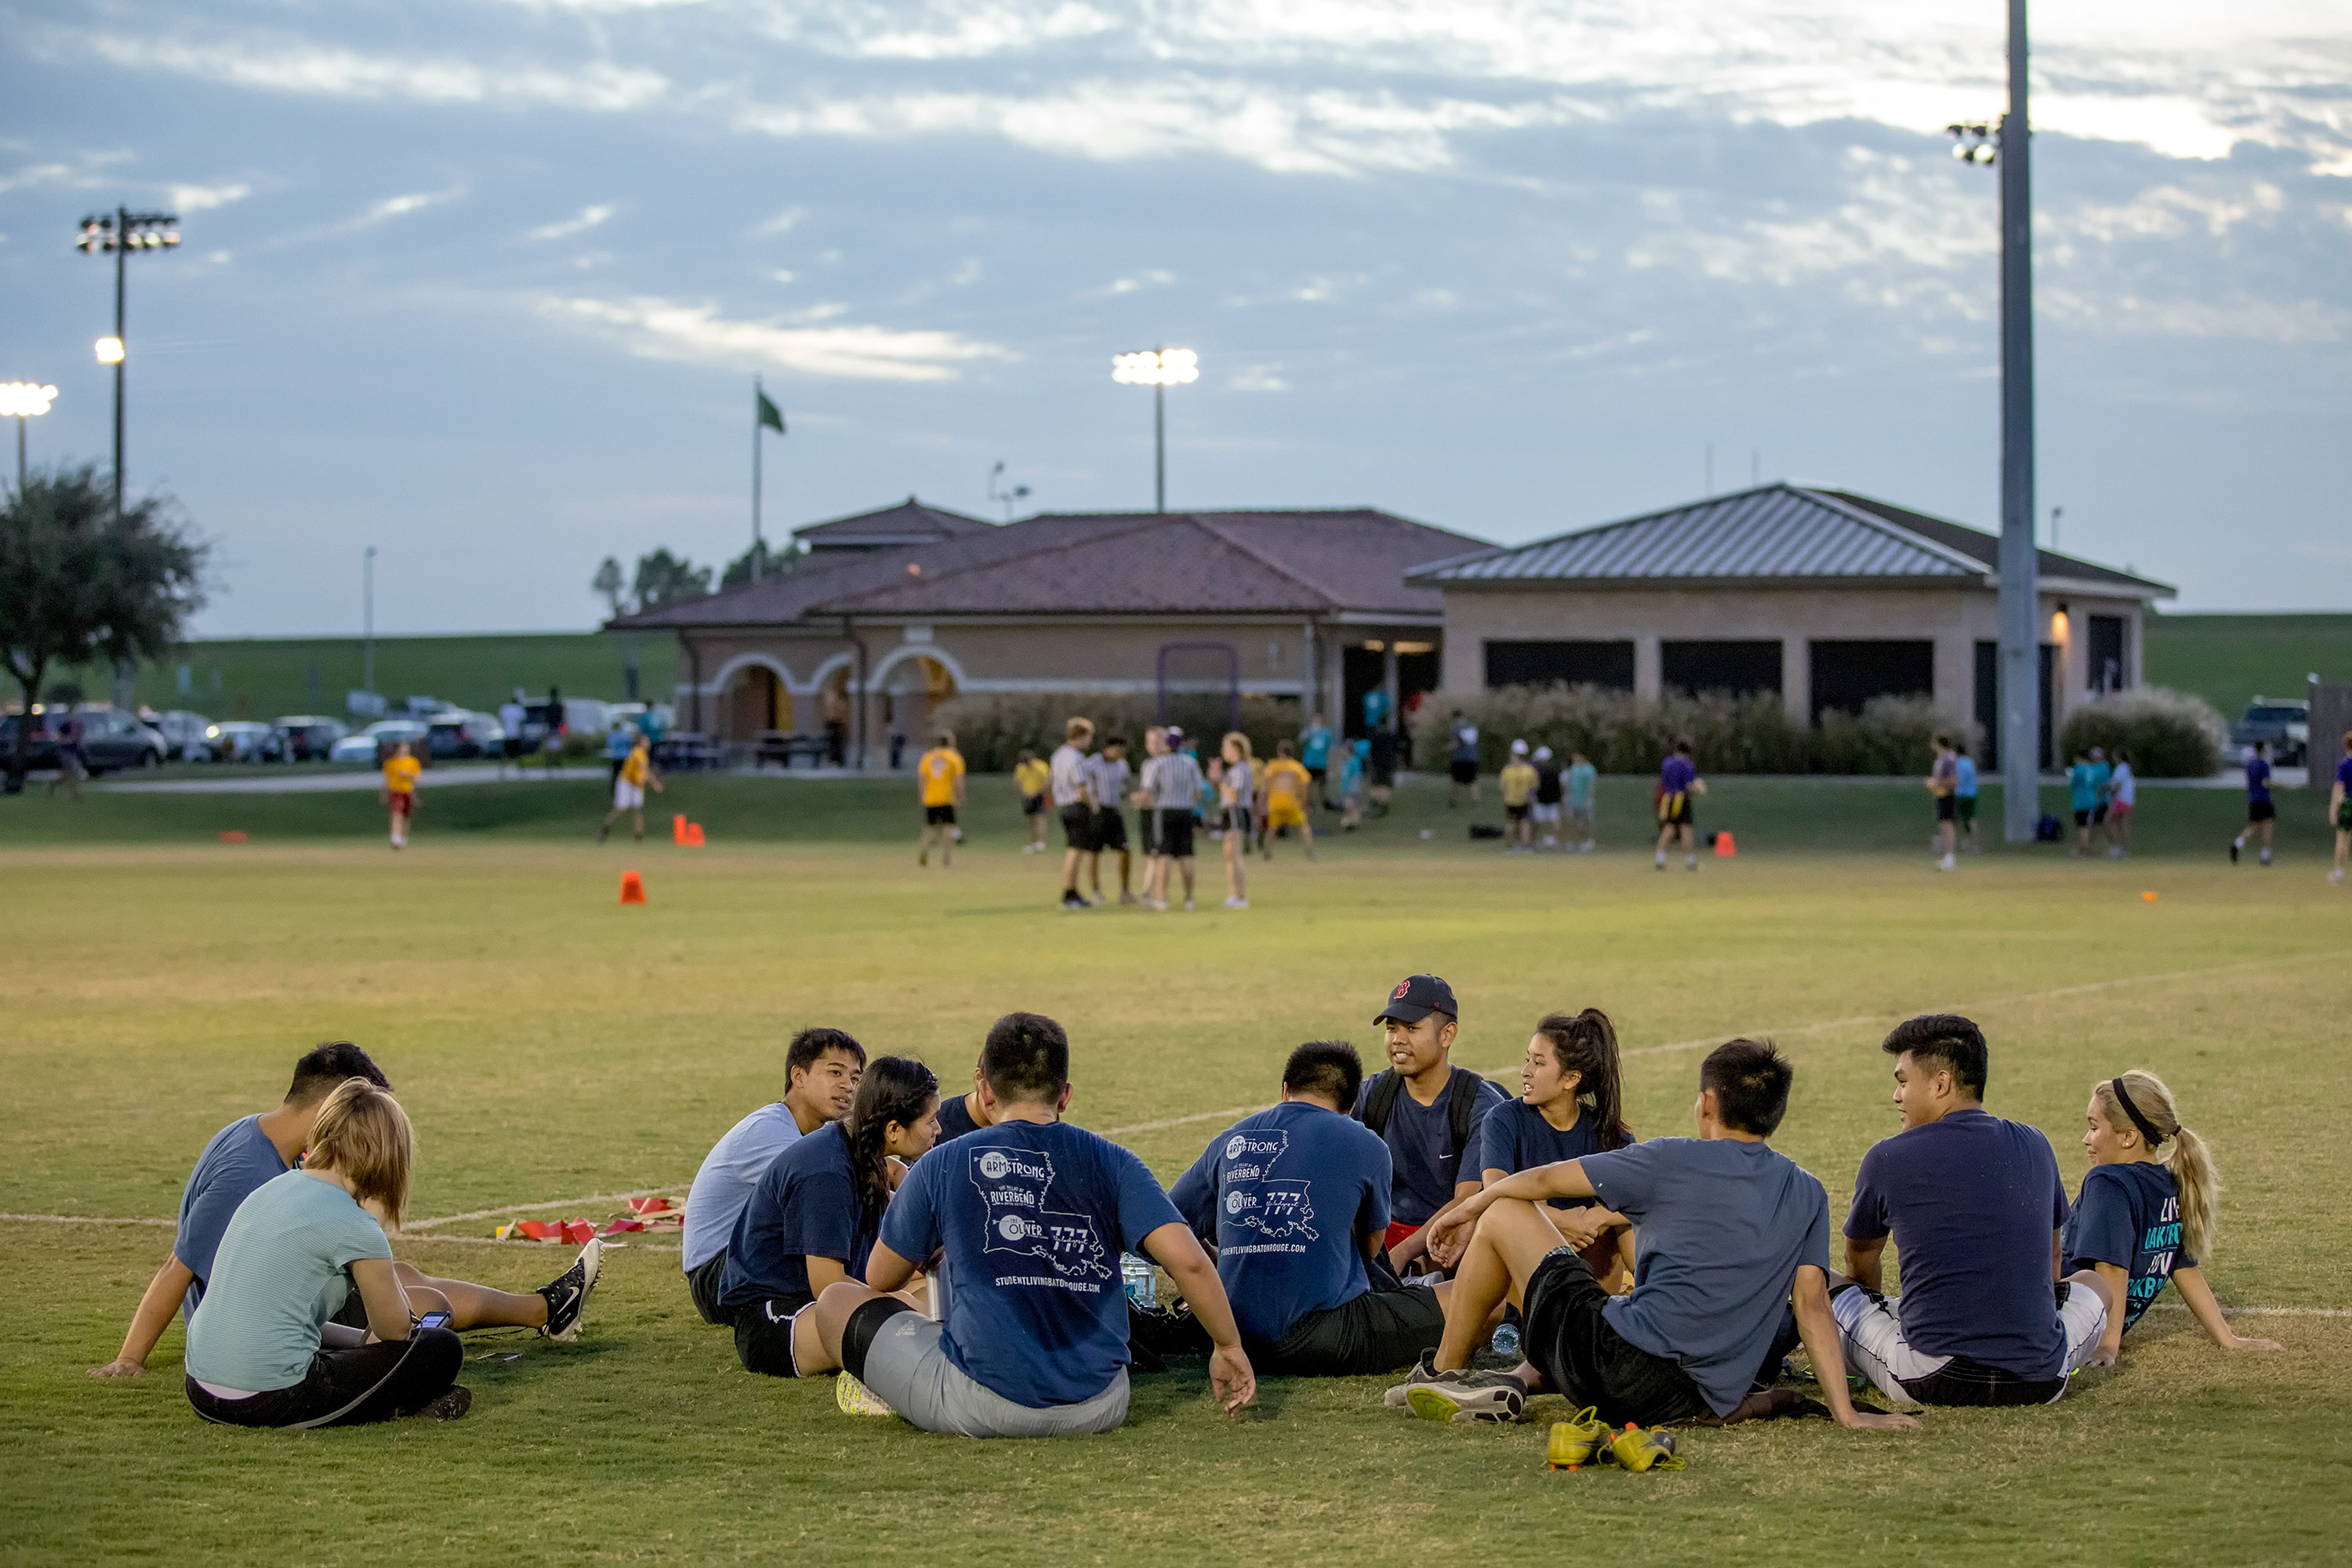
[1500,740,1538,851]
[1352,975,1508,1274]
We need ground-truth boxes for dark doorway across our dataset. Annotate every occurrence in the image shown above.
[1809,640,1934,723]
[1341,646,1382,739]
[1483,640,1635,691]
[2088,615,2126,694]
[1663,640,1782,698]
[1975,641,1998,768]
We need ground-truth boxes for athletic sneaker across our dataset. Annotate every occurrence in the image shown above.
[1385,1351,1525,1423]
[2329,868,2344,885]
[2230,840,2240,863]
[836,1370,895,1417]
[1061,891,1091,910]
[1120,891,1140,906]
[1545,1406,1613,1470]
[1606,1422,1686,1472]
[1182,898,1196,910]
[1223,896,1249,909]
[1938,854,1955,872]
[417,1385,473,1421]
[538,1237,602,1341]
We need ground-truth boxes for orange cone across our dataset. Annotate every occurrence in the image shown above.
[684,822,706,846]
[2141,890,2158,902]
[671,813,688,844]
[619,869,647,905]
[1714,831,1737,858]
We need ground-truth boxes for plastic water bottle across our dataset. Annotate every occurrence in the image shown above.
[1489,1323,1521,1359]
[1120,1254,1156,1308]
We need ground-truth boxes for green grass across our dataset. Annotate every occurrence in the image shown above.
[5,786,2349,1564]
[2144,612,2352,717]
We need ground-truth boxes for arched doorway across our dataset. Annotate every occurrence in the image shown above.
[718,660,793,743]
[880,653,958,768]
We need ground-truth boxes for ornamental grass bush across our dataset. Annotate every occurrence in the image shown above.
[931,692,1301,772]
[2057,686,2226,778]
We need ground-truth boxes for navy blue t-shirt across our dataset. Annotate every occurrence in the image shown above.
[1476,1101,1611,1211]
[175,1115,292,1321]
[932,1092,982,1145]
[2064,1160,2195,1334]
[717,1122,875,1312]
[880,1119,1182,1408]
[1170,1101,1391,1346]
[1845,1108,2071,1379]
[2246,756,2272,805]
[1353,1071,1509,1226]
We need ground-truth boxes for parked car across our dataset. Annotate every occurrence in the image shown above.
[205,720,284,764]
[153,710,213,761]
[331,719,430,764]
[274,716,349,762]
[0,706,169,773]
[426,710,504,760]
[2230,698,2308,766]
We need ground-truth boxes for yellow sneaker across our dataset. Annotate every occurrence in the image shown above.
[1545,1406,1612,1470]
[1607,1422,1686,1472]
[836,1371,895,1418]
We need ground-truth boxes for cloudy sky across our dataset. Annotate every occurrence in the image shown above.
[5,0,2349,633]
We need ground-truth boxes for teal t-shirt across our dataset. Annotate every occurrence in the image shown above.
[1566,761,1597,808]
[186,1170,393,1393]
[2069,764,2099,811]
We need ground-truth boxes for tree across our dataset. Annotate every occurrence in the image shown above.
[1,464,209,782]
[630,548,711,611]
[720,538,799,591]
[592,555,628,618]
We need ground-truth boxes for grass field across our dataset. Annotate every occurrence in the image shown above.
[5,777,2349,1565]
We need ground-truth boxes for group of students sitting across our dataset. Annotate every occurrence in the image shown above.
[677,978,2275,1439]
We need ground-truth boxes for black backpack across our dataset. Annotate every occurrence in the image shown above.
[1357,1065,1491,1157]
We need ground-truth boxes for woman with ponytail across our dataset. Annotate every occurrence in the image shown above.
[720,1055,940,1379]
[2067,1070,2280,1365]
[1478,1010,1637,1289]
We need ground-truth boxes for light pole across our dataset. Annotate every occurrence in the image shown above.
[363,546,378,699]
[1112,347,1200,513]
[1950,0,2037,843]
[0,383,57,492]
[76,209,180,517]
[987,460,1030,523]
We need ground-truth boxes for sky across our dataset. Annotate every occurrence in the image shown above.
[4,0,2349,635]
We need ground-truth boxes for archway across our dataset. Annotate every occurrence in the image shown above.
[715,657,794,742]
[880,653,959,766]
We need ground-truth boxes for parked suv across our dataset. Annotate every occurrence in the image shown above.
[0,706,168,774]
[426,711,503,760]
[274,716,349,762]
[2230,698,2308,767]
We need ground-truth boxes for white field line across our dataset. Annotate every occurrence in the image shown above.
[0,1213,176,1227]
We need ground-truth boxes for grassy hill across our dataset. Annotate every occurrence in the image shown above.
[2143,612,2352,717]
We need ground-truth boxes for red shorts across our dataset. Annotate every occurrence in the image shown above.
[389,792,415,817]
[1384,1220,1423,1253]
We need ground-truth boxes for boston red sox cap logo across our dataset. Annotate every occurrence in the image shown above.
[1392,981,1410,1001]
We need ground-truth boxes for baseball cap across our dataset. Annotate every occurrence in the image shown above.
[1164,726,1185,743]
[1510,739,1530,756]
[1534,745,1553,761]
[1375,974,1457,1025]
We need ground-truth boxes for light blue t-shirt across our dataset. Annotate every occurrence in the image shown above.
[174,1115,291,1321]
[604,728,635,760]
[1955,756,1978,798]
[185,1170,393,1394]
[1566,761,1598,809]
[1582,1137,1831,1416]
[1299,725,1332,771]
[684,1104,805,1271]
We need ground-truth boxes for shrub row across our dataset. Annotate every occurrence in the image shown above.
[2057,687,2227,778]
[931,692,1305,774]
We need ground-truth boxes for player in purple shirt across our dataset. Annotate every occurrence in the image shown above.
[1653,740,1704,871]
[2328,729,2350,886]
[2230,740,2276,866]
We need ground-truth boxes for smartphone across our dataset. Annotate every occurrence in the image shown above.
[415,1310,452,1331]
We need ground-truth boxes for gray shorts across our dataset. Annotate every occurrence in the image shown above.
[861,1312,1130,1439]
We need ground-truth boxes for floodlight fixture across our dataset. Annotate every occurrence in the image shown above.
[95,336,125,365]
[77,207,183,516]
[1947,121,1998,165]
[2,382,59,490]
[1112,346,1200,511]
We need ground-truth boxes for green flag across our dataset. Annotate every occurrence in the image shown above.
[757,387,785,435]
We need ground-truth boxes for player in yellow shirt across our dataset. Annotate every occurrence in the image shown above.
[916,731,967,867]
[1013,749,1051,855]
[1260,739,1317,862]
[379,740,422,850]
[1500,739,1539,851]
[597,735,662,844]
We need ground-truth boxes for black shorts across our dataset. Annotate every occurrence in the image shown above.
[1658,793,1693,828]
[1094,808,1129,851]
[2248,800,2276,823]
[731,1294,815,1377]
[1021,793,1046,817]
[186,1330,463,1428]
[1060,803,1098,852]
[1505,804,1530,822]
[1523,1247,1715,1428]
[1155,808,1196,859]
[1450,760,1479,785]
[686,1251,731,1326]
[1935,795,1957,822]
[1250,1279,1449,1377]
[925,804,956,826]
[504,737,527,760]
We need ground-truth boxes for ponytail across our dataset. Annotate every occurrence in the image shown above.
[2092,1069,2220,1261]
[845,1057,940,1225]
[1534,1009,1634,1150]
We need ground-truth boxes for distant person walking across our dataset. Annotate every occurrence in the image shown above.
[1530,746,1563,850]
[1927,734,1959,873]
[604,721,634,789]
[2104,747,2136,858]
[1338,738,1369,831]
[597,734,662,844]
[1654,740,1703,871]
[2331,730,2351,886]
[1500,740,1537,851]
[1299,713,1334,811]
[46,703,85,800]
[916,730,965,868]
[1368,727,1399,816]
[1218,731,1255,909]
[1140,725,1203,909]
[1954,742,1980,853]
[2069,746,2112,858]
[1051,717,1098,910]
[1014,749,1051,854]
[1261,740,1316,861]
[1446,711,1481,807]
[1566,750,1597,851]
[498,691,528,780]
[2230,740,2274,866]
[381,739,421,850]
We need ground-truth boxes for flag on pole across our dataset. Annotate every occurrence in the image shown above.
[757,387,786,435]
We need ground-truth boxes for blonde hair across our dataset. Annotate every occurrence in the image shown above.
[2091,1070,2217,1261]
[1064,717,1094,742]
[307,1078,415,1231]
[1222,731,1254,761]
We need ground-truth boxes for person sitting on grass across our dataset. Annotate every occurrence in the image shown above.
[722,1056,942,1377]
[2067,1070,2281,1363]
[1478,1010,1637,1291]
[93,1043,593,1383]
[1354,975,1508,1277]
[1171,1040,1451,1376]
[808,1011,1255,1436]
[1388,1039,1915,1436]
[183,1079,472,1427]
[681,1029,866,1325]
[1833,1014,2113,1407]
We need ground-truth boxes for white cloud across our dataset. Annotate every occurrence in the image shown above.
[357,189,459,227]
[72,32,666,112]
[535,293,1014,379]
[1229,364,1289,390]
[1102,269,1174,294]
[167,181,252,212]
[754,206,811,235]
[526,202,615,240]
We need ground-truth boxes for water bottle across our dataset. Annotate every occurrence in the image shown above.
[1120,1254,1156,1308]
[1490,1323,1521,1359]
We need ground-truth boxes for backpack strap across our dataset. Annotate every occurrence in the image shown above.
[1359,1069,1405,1138]
[1445,1066,1485,1157]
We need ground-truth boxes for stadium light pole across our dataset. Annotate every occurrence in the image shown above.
[1112,347,1200,513]
[1949,0,2038,844]
[363,545,379,698]
[0,383,57,492]
[77,208,180,517]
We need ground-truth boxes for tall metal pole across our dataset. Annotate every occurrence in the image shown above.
[112,205,128,518]
[1153,372,1167,514]
[14,416,24,493]
[1996,0,2040,843]
[363,546,377,696]
[751,374,764,583]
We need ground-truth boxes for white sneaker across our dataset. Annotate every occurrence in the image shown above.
[1224,896,1250,909]
[1183,898,1196,910]
[1939,854,1955,872]
[2329,868,2343,885]
[1581,840,1594,852]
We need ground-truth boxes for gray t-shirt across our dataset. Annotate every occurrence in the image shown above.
[682,1102,804,1272]
[174,1114,291,1322]
[1143,751,1203,811]
[1087,755,1131,814]
[1049,744,1092,808]
[186,1170,394,1394]
[1582,1136,1831,1416]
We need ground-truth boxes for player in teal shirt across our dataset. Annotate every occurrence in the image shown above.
[1566,753,1599,851]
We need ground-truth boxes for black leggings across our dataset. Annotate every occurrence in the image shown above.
[187,1329,463,1428]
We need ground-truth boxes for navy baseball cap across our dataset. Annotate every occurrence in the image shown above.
[1375,974,1457,1025]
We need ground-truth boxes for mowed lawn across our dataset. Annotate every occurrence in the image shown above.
[2,778,2348,1565]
